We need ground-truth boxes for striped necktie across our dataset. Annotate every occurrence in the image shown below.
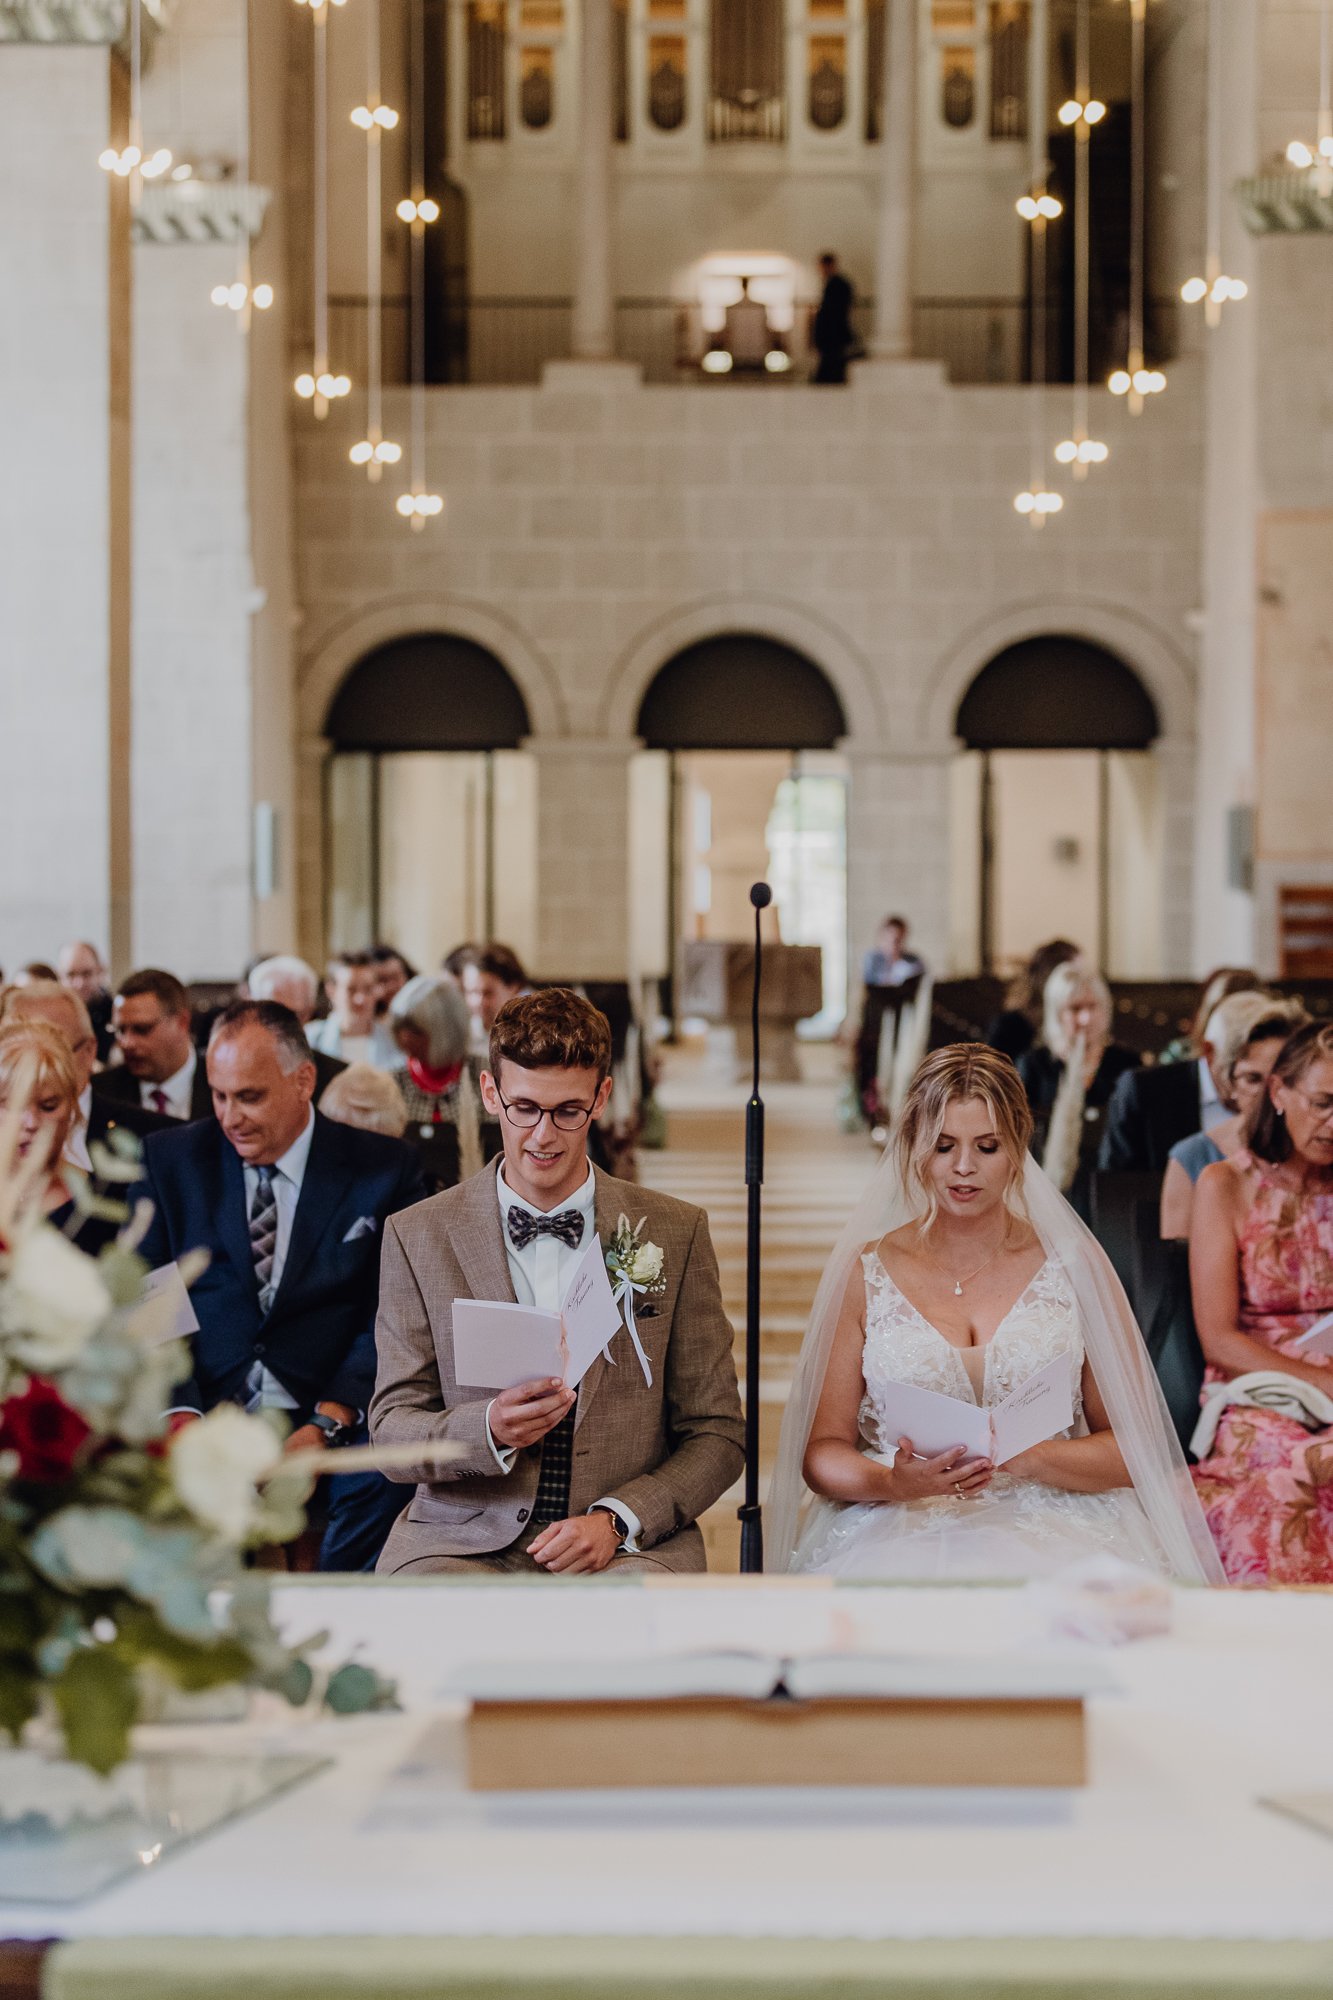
[249,1164,278,1314]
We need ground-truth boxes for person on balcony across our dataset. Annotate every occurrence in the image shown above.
[811,251,855,384]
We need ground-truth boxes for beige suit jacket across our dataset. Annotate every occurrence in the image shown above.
[369,1164,744,1572]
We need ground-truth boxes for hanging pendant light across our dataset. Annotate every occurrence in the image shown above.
[98,0,173,191]
[209,0,275,327]
[1055,0,1107,475]
[1283,0,1333,195]
[349,0,402,476]
[1013,0,1062,524]
[294,0,352,414]
[1180,0,1247,325]
[1104,0,1166,408]
[396,0,442,528]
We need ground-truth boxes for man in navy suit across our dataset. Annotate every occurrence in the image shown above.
[134,998,427,1570]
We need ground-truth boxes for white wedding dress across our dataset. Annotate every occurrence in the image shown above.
[790,1249,1173,1580]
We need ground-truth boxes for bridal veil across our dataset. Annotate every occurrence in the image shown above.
[766,1146,1225,1585]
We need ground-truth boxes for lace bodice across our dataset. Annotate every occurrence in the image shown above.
[857,1251,1086,1460]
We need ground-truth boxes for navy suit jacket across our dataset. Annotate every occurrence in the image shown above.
[133,1112,428,1420]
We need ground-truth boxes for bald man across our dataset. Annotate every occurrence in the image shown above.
[57,940,114,1062]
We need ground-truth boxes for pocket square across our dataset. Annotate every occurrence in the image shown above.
[342,1215,378,1243]
[635,1304,661,1320]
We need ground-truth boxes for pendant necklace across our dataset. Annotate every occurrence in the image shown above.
[938,1239,1006,1297]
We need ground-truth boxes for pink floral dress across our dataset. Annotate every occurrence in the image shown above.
[1191,1156,1333,1585]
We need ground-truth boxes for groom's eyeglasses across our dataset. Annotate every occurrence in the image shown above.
[493,1084,598,1132]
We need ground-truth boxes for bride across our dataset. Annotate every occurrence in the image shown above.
[769,1045,1223,1583]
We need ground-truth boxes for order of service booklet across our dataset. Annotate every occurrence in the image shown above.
[451,1234,623,1393]
[876,1354,1076,1467]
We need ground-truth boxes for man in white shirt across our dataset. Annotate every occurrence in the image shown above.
[97,969,212,1122]
[371,987,744,1575]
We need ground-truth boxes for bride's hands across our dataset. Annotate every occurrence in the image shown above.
[889,1438,993,1501]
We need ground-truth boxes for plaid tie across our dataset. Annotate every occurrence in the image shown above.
[533,1404,576,1523]
[249,1164,278,1315]
[506,1206,583,1252]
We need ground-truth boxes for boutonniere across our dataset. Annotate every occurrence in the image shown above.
[603,1214,666,1388]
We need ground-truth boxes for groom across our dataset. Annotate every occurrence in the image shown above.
[369,987,744,1573]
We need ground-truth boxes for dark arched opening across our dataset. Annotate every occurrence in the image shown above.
[954,637,1161,975]
[637,632,847,750]
[326,633,530,750]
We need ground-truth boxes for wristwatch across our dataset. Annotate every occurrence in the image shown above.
[311,1410,353,1447]
[592,1506,629,1547]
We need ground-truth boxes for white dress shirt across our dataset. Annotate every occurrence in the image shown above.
[1199,1056,1228,1133]
[65,1086,93,1173]
[144,1046,197,1120]
[487,1160,643,1550]
[242,1111,316,1413]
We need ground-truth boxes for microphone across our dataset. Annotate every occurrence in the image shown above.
[739,881,769,1573]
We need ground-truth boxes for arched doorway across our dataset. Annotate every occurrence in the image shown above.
[952,635,1163,975]
[632,633,850,1031]
[324,633,535,970]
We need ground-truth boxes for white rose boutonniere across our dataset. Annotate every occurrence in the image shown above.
[604,1214,666,1389]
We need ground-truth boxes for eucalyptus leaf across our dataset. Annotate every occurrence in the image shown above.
[53,1646,139,1775]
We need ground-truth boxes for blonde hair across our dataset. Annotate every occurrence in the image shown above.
[318,1062,410,1139]
[0,1020,83,1169]
[895,1044,1033,1234]
[1043,958,1112,1062]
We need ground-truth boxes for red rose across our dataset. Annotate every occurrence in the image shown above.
[0,1377,94,1483]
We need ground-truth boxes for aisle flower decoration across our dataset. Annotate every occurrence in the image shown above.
[0,1114,395,1780]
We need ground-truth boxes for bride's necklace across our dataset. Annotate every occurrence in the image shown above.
[931,1237,1007,1297]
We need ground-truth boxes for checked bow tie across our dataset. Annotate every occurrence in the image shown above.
[506,1206,584,1253]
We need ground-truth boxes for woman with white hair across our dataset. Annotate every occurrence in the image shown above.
[388,974,499,1190]
[1017,958,1139,1220]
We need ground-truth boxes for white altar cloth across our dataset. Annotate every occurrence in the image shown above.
[5,1579,1333,1943]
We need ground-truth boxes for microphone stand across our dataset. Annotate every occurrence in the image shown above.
[738,881,770,1574]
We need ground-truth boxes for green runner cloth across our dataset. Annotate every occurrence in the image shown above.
[41,1935,1333,2000]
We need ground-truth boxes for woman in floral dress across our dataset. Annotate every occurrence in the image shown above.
[1191,1022,1333,1583]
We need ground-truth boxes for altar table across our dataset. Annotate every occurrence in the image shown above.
[7,1578,1333,2000]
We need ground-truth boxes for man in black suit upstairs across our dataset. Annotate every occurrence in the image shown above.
[96,968,214,1122]
[133,1000,428,1570]
[1098,1013,1237,1173]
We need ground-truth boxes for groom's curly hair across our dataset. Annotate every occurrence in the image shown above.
[489,987,613,1083]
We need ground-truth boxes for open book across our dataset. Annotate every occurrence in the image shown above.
[441,1651,1115,1705]
[1292,1311,1333,1360]
[452,1234,622,1392]
[876,1354,1076,1466]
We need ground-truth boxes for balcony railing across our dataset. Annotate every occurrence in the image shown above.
[322,295,1178,391]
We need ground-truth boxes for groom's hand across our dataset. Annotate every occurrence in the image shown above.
[489,1377,575,1450]
[528,1512,620,1574]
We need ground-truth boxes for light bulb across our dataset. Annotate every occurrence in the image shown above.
[211,284,231,306]
[350,440,374,464]
[98,147,118,170]
[1016,195,1039,220]
[141,147,173,178]
[295,374,316,398]
[351,105,374,129]
[374,439,402,463]
[1180,276,1207,303]
[1288,139,1315,167]
[1084,99,1106,124]
[396,494,416,517]
[1321,134,1333,159]
[1054,439,1079,464]
[333,374,351,396]
[1148,370,1167,392]
[253,283,274,309]
[1058,99,1081,125]
[1036,491,1063,514]
[171,162,194,181]
[316,372,337,395]
[701,350,732,374]
[374,105,398,128]
[764,349,791,373]
[1013,491,1036,514]
[1038,195,1063,219]
[396,198,416,221]
[418,198,440,222]
[1078,438,1108,464]
[227,281,247,309]
[1108,369,1131,395]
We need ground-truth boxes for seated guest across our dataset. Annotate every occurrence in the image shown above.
[57,939,114,1063]
[855,914,926,1117]
[0,1021,119,1253]
[1190,1021,1333,1584]
[985,938,1079,1064]
[320,1061,410,1140]
[1157,966,1261,1067]
[133,1000,428,1570]
[1018,959,1139,1221]
[442,942,479,981]
[370,943,415,1018]
[98,968,212,1121]
[305,950,402,1069]
[459,943,528,1057]
[1101,970,1264,1173]
[246,954,346,1105]
[389,973,499,1189]
[1161,995,1307,1238]
[0,979,171,1168]
[370,987,744,1575]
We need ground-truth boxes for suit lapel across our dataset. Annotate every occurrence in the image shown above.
[575,1170,627,1432]
[270,1115,343,1313]
[452,1167,519,1309]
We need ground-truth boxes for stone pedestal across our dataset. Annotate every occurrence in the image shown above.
[679,939,823,1082]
